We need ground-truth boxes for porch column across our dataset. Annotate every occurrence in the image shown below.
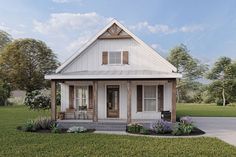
[171,79,177,123]
[127,81,132,124]
[93,81,98,122]
[51,80,57,121]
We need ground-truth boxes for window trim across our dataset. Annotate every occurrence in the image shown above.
[142,85,158,112]
[108,51,122,65]
[74,85,89,110]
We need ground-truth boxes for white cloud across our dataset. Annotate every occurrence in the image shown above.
[179,25,204,33]
[33,12,112,60]
[0,22,24,37]
[129,21,204,34]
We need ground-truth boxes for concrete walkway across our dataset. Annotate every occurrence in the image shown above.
[192,117,236,146]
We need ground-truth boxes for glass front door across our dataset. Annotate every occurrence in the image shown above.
[107,85,119,118]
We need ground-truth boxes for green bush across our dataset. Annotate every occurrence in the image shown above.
[24,90,50,110]
[127,123,143,133]
[172,117,195,135]
[51,123,61,133]
[0,81,11,106]
[216,99,229,106]
[22,120,36,132]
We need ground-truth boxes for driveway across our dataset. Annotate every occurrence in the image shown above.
[192,117,236,146]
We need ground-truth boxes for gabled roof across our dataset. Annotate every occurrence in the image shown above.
[56,19,177,73]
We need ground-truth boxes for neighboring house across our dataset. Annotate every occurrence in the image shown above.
[45,19,181,127]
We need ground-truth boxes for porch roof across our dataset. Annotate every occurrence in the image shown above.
[45,70,182,80]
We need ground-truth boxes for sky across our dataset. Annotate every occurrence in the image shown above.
[0,0,236,64]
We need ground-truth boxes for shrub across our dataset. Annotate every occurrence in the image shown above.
[216,99,229,106]
[51,123,61,133]
[24,90,50,110]
[22,120,36,132]
[19,117,54,132]
[67,126,87,133]
[172,116,195,136]
[127,123,143,133]
[0,81,11,106]
[152,119,172,134]
[34,117,54,130]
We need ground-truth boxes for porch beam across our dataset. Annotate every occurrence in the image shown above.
[171,79,177,123]
[93,81,98,122]
[51,80,57,121]
[127,81,132,124]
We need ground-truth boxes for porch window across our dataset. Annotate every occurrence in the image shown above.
[75,86,88,110]
[109,51,121,64]
[143,86,157,111]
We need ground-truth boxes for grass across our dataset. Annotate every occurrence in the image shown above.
[177,103,236,117]
[0,105,236,157]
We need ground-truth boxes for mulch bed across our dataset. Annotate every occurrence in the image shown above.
[17,128,96,134]
[127,127,205,136]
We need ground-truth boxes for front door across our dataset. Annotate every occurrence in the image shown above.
[107,85,119,118]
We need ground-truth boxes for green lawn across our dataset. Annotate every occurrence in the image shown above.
[0,106,236,157]
[177,103,236,117]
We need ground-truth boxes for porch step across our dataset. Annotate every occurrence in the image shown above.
[57,121,127,131]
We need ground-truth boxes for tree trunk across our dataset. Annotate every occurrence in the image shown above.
[222,88,226,106]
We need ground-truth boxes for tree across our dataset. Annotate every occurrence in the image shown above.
[0,30,12,51]
[207,57,236,106]
[0,38,59,92]
[0,80,11,106]
[167,44,208,102]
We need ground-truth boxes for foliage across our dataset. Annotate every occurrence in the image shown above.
[0,38,59,92]
[0,30,12,51]
[177,103,236,117]
[152,119,172,134]
[0,80,11,106]
[67,126,87,133]
[167,44,208,103]
[50,123,61,133]
[24,90,51,110]
[1,106,236,157]
[22,120,36,132]
[20,117,54,132]
[127,123,144,133]
[172,117,195,135]
[33,117,55,130]
[206,57,236,106]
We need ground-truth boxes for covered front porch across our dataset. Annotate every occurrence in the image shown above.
[50,79,177,124]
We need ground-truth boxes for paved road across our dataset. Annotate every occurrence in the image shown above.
[192,117,236,146]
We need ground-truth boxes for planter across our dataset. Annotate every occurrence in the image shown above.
[58,112,65,120]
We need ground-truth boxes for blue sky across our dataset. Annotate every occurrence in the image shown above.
[0,0,236,64]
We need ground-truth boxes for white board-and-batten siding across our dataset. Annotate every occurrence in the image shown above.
[61,39,173,73]
[60,81,172,120]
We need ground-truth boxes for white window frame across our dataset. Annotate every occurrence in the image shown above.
[74,86,89,110]
[142,85,158,112]
[108,51,122,65]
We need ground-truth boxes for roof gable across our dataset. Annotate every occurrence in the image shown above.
[56,19,177,73]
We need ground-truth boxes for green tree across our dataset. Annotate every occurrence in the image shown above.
[167,44,208,102]
[207,57,236,106]
[0,38,59,92]
[0,30,12,51]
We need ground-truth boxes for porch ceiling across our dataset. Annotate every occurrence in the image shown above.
[45,70,182,80]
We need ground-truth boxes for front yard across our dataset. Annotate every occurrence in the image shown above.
[0,105,236,157]
[177,103,236,117]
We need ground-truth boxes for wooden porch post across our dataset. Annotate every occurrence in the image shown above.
[171,79,177,123]
[93,81,98,122]
[127,81,132,124]
[51,80,57,121]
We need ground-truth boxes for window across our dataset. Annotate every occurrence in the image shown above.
[75,86,88,110]
[143,86,157,111]
[109,51,121,64]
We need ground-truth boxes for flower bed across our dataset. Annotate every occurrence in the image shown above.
[17,117,95,134]
[127,117,205,136]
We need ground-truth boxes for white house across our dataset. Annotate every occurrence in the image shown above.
[45,19,182,126]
